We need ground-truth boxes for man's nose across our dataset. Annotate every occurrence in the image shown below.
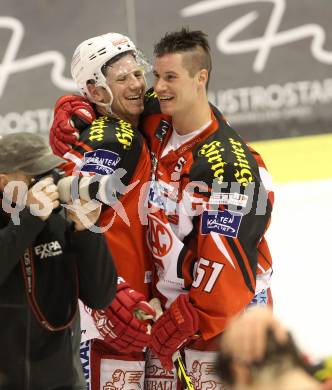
[154,77,166,93]
[128,74,142,89]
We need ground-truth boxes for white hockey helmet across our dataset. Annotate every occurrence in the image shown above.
[71,32,137,102]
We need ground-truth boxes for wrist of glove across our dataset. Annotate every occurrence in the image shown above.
[91,278,156,353]
[149,294,199,370]
[49,94,96,157]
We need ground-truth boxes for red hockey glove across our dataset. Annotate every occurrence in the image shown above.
[149,294,199,370]
[91,278,156,353]
[49,94,96,157]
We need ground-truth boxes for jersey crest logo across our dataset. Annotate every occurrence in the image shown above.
[147,214,173,258]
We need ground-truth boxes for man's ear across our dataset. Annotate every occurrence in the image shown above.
[87,83,106,103]
[197,69,209,89]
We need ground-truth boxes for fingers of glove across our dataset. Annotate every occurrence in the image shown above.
[53,100,93,135]
[71,113,92,131]
[173,294,200,333]
[49,130,64,157]
[72,105,95,123]
[111,315,149,339]
[102,319,151,351]
[150,331,183,356]
[149,295,199,358]
[59,100,95,125]
[120,329,151,345]
[54,128,78,144]
[150,322,181,358]
[50,137,71,157]
[135,300,156,318]
[116,287,147,309]
[152,317,178,345]
[105,304,151,334]
[54,94,88,111]
[51,117,77,145]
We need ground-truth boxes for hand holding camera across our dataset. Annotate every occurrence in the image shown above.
[29,171,102,230]
[27,177,60,221]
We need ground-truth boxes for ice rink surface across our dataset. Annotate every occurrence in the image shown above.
[267,178,332,360]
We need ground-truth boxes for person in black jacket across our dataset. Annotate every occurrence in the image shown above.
[0,132,117,390]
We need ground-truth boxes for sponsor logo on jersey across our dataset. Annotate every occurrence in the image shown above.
[102,368,144,390]
[80,149,121,175]
[145,352,177,389]
[80,341,91,389]
[209,192,248,207]
[155,119,171,142]
[34,241,63,259]
[198,140,226,184]
[229,138,254,186]
[148,179,178,213]
[187,356,226,390]
[201,209,243,237]
[115,119,134,150]
[88,116,107,142]
[248,289,268,307]
[144,270,152,284]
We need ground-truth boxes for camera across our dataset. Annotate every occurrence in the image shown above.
[34,168,120,207]
[56,174,119,206]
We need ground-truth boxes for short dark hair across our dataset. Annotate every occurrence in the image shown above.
[154,28,212,87]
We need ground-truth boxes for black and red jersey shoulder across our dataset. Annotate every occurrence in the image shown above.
[70,116,146,187]
[190,107,264,192]
[188,111,273,294]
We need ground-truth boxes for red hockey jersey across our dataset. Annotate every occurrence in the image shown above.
[140,92,273,342]
[61,115,152,298]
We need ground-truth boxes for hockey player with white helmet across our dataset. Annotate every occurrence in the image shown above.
[51,32,155,390]
[71,32,151,114]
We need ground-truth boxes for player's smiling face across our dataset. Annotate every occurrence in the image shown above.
[106,53,146,124]
[153,53,200,118]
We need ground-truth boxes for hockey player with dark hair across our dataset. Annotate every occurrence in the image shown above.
[135,28,273,388]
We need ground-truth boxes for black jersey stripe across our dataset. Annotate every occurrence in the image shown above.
[226,237,255,293]
[177,216,198,280]
[70,144,89,159]
[258,246,272,268]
